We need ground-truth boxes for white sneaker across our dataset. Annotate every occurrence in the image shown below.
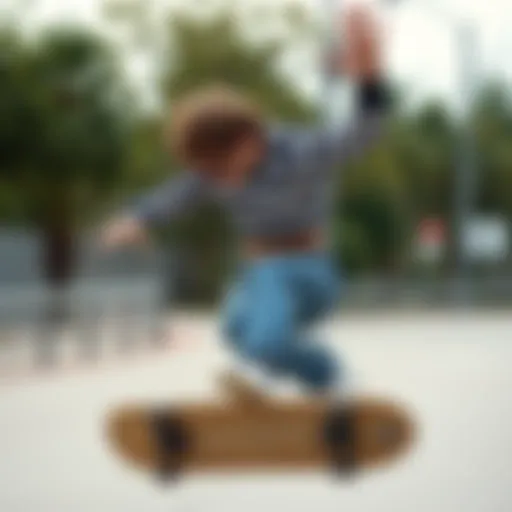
[223,360,300,401]
[222,359,362,404]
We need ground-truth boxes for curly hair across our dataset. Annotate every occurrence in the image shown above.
[167,85,263,168]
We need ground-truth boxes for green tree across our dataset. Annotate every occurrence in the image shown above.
[379,101,458,272]
[472,82,512,216]
[0,27,132,290]
[334,127,411,275]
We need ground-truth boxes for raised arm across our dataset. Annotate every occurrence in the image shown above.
[327,78,389,164]
[288,78,390,170]
[285,5,390,171]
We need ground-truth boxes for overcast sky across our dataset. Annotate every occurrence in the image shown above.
[2,0,511,113]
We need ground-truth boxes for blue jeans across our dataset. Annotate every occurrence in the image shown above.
[222,252,342,392]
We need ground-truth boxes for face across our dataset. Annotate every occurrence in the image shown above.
[199,135,264,188]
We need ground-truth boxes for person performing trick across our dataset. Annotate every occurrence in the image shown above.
[102,5,390,400]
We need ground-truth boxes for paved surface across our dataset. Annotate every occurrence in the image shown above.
[0,312,511,512]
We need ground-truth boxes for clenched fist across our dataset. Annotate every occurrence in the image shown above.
[338,5,383,80]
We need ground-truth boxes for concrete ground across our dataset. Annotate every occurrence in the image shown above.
[0,311,511,512]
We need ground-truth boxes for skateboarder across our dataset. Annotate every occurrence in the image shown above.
[102,5,390,398]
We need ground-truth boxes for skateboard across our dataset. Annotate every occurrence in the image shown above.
[105,375,416,482]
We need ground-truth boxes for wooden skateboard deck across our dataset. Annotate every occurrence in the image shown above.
[106,377,416,481]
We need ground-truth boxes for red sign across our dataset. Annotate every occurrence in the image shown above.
[418,218,446,245]
[416,218,446,264]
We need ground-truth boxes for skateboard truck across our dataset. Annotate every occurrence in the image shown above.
[323,406,358,477]
[150,411,189,482]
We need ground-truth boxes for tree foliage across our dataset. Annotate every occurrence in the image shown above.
[0,26,133,284]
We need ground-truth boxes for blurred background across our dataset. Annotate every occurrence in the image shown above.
[1,0,511,372]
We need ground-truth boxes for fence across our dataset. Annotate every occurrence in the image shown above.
[0,275,171,377]
[0,227,172,374]
[339,275,512,310]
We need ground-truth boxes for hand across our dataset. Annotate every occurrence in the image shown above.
[100,215,149,250]
[339,5,383,80]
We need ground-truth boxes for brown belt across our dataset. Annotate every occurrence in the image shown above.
[243,230,326,258]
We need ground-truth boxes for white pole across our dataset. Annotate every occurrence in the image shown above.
[321,0,343,126]
[454,20,479,304]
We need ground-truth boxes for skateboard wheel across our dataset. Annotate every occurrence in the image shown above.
[323,407,358,476]
[150,411,189,482]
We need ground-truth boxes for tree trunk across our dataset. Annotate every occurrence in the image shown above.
[35,213,75,366]
[40,194,76,333]
[42,220,75,290]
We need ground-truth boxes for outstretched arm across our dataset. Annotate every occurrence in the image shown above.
[101,171,207,249]
[128,171,207,227]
